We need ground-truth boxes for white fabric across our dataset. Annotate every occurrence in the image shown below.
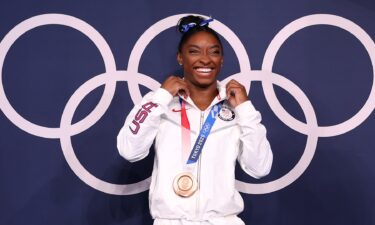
[117,82,273,225]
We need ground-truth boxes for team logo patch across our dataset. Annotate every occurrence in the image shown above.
[218,105,235,121]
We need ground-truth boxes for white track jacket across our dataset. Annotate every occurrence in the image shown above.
[117,83,273,225]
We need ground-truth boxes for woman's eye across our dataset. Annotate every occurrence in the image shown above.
[210,50,221,55]
[189,49,199,54]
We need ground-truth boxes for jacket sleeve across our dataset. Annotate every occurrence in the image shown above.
[235,101,273,179]
[117,88,173,162]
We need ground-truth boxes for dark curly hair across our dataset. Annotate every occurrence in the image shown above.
[177,15,223,54]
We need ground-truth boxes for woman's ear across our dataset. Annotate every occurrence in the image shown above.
[177,52,183,66]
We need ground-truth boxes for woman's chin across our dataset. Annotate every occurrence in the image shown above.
[193,78,217,88]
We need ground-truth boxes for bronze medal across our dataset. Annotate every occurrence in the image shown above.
[173,172,197,197]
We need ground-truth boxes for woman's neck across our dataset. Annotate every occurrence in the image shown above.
[187,82,218,111]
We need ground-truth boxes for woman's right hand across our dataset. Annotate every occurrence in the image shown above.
[161,76,190,99]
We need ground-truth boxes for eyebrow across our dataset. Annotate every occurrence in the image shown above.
[187,44,221,49]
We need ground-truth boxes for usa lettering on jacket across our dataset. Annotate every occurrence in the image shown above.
[129,102,158,134]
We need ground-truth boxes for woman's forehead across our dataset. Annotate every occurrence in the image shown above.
[183,31,221,48]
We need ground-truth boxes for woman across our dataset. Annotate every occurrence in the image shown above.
[117,15,273,225]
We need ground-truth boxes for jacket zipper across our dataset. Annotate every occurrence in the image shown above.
[196,111,205,218]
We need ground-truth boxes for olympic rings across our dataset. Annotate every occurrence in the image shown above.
[1,13,374,195]
[60,71,154,195]
[0,14,117,138]
[262,14,375,137]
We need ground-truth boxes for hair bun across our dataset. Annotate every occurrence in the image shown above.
[177,15,207,34]
[176,15,221,53]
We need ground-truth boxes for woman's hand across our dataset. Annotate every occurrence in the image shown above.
[226,79,248,107]
[161,76,190,99]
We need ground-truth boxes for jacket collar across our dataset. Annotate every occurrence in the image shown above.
[179,81,226,111]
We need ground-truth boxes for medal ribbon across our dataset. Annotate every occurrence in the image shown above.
[180,99,221,165]
[180,99,191,162]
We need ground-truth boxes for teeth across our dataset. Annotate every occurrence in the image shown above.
[195,68,212,73]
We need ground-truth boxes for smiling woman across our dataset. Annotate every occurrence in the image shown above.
[177,31,223,107]
[117,15,273,225]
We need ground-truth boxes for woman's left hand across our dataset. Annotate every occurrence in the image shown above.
[226,79,248,107]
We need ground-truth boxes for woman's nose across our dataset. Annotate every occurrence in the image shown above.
[199,54,211,65]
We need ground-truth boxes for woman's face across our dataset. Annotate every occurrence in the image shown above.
[177,31,223,88]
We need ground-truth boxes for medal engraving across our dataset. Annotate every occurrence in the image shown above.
[173,172,197,197]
